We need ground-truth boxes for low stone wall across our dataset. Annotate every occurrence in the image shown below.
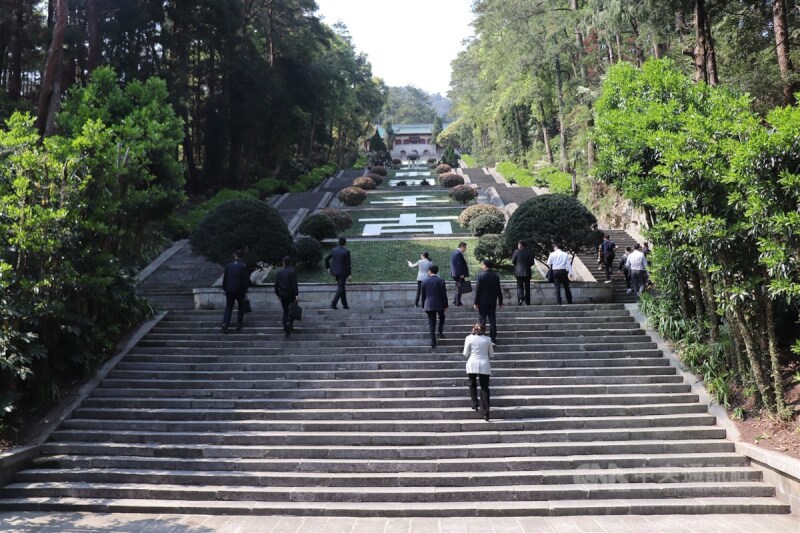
[193,281,613,311]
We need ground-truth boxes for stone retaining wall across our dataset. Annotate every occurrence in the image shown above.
[193,281,613,311]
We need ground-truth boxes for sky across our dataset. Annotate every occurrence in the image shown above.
[314,0,475,96]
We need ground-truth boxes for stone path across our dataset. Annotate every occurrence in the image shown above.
[136,241,221,310]
[461,167,538,206]
[1,511,798,532]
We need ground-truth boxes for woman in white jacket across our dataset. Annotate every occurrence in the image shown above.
[463,322,493,421]
[407,251,433,307]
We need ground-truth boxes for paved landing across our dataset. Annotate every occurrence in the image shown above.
[1,512,798,532]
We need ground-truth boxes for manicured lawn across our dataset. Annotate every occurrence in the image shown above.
[341,207,468,237]
[265,238,527,283]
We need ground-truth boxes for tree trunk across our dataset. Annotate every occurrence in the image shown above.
[87,0,101,72]
[705,15,718,85]
[539,105,554,165]
[607,39,614,64]
[555,57,568,172]
[772,0,797,105]
[701,270,720,343]
[690,269,707,341]
[615,33,623,63]
[731,303,774,411]
[266,0,275,66]
[8,0,24,100]
[761,281,788,417]
[36,0,68,137]
[692,0,711,84]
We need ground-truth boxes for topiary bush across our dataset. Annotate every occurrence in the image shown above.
[318,208,353,232]
[353,176,377,190]
[469,213,506,236]
[369,166,387,176]
[458,204,505,229]
[392,158,402,165]
[190,199,294,267]
[474,234,512,266]
[338,187,367,206]
[299,213,337,241]
[439,172,465,188]
[503,193,598,261]
[435,163,452,174]
[250,177,289,198]
[427,158,437,164]
[294,236,324,268]
[396,181,408,187]
[448,184,477,204]
[420,179,431,186]
[367,173,384,186]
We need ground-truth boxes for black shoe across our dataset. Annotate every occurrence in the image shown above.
[221,325,228,334]
[430,341,436,349]
[235,323,242,332]
[471,403,478,411]
[438,332,446,338]
[456,303,464,307]
[484,414,490,422]
[330,304,338,309]
[343,305,350,309]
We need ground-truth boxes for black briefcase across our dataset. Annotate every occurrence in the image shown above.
[289,302,303,321]
[242,297,252,313]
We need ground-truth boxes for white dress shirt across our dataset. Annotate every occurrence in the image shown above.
[409,258,433,281]
[547,249,573,274]
[463,334,493,375]
[625,250,648,271]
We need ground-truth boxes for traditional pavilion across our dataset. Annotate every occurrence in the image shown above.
[369,123,450,159]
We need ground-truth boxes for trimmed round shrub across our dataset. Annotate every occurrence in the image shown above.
[458,204,505,229]
[435,164,452,174]
[427,158,437,164]
[396,181,408,187]
[392,158,402,165]
[420,179,431,186]
[369,166,388,176]
[294,236,323,268]
[439,172,465,188]
[448,184,477,205]
[299,213,337,241]
[367,173,384,186]
[469,213,506,236]
[338,187,367,206]
[190,199,293,267]
[353,176,377,190]
[503,193,598,260]
[474,234,512,266]
[318,208,353,232]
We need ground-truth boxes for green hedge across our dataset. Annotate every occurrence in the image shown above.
[496,161,572,193]
[461,153,477,167]
[289,163,337,193]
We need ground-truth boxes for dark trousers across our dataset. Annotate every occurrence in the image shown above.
[552,269,572,304]
[477,305,498,342]
[602,253,615,280]
[622,267,631,289]
[279,296,295,332]
[515,276,531,304]
[332,275,348,308]
[414,280,422,306]
[426,310,445,345]
[468,373,490,415]
[632,270,647,297]
[452,277,463,305]
[223,292,245,327]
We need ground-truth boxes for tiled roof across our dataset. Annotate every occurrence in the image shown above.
[374,123,451,138]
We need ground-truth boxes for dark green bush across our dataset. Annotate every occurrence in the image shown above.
[469,213,505,236]
[190,199,294,267]
[366,173,384,186]
[250,177,289,198]
[337,187,367,206]
[458,204,505,229]
[370,166,388,176]
[435,164,451,174]
[172,189,258,238]
[439,172,465,188]
[427,158,437,164]
[353,176,377,190]
[289,163,336,193]
[294,236,324,268]
[396,181,408,187]
[448,184,476,204]
[318,208,353,232]
[503,194,598,261]
[392,158,402,165]
[299,213,337,241]
[474,234,512,266]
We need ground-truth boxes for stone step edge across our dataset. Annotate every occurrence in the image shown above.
[0,496,789,516]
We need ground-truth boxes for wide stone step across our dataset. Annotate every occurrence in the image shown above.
[31,452,752,473]
[0,496,788,517]
[13,466,762,488]
[0,481,776,503]
[76,402,707,419]
[48,426,727,446]
[36,439,739,460]
[59,413,715,433]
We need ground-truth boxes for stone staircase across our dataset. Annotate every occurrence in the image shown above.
[576,230,642,304]
[0,304,790,517]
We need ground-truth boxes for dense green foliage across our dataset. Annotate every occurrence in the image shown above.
[299,214,338,242]
[189,199,293,268]
[439,173,465,188]
[504,194,599,261]
[595,59,800,418]
[379,86,438,124]
[497,161,573,194]
[474,234,513,266]
[448,185,477,205]
[0,65,184,429]
[318,208,353,232]
[458,204,506,229]
[294,236,324,268]
[469,214,505,237]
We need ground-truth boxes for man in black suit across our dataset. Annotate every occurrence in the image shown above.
[325,237,351,309]
[474,259,503,343]
[450,241,469,306]
[221,249,250,333]
[420,264,448,349]
[274,256,299,337]
[511,240,535,305]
